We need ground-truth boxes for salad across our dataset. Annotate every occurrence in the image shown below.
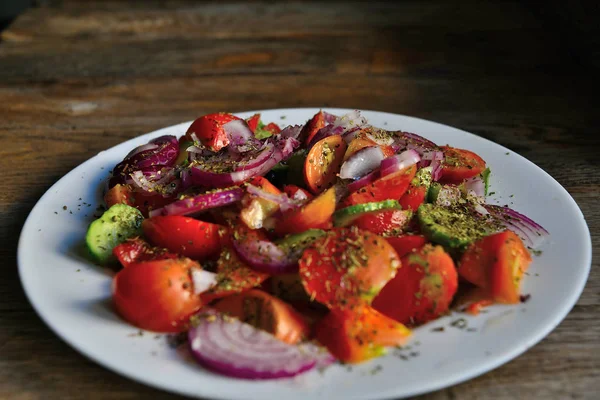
[85,110,549,379]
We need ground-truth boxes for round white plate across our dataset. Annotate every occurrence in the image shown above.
[18,108,591,400]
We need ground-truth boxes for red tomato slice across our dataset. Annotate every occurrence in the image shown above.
[344,137,395,161]
[353,209,412,236]
[398,184,428,212]
[301,110,326,145]
[213,289,310,344]
[315,305,411,364]
[240,176,282,229]
[345,165,417,206]
[104,184,175,217]
[112,258,203,332]
[112,238,178,268]
[299,227,401,309]
[275,186,336,235]
[283,185,313,201]
[263,122,281,135]
[142,216,229,261]
[304,135,347,194]
[440,146,486,184]
[200,247,269,303]
[246,113,261,133]
[373,244,458,326]
[104,184,135,209]
[384,234,428,258]
[185,112,241,152]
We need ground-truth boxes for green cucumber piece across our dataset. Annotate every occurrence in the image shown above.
[276,229,326,258]
[427,182,442,203]
[85,204,144,264]
[481,167,491,196]
[417,203,499,253]
[333,200,402,227]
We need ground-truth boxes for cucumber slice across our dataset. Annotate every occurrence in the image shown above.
[417,203,499,253]
[276,229,326,259]
[85,204,144,264]
[427,182,442,203]
[481,167,491,196]
[333,200,402,227]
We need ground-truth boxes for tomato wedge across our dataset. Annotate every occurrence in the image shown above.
[142,216,229,261]
[458,230,532,304]
[112,238,178,268]
[112,258,203,332]
[345,165,417,206]
[440,146,486,184]
[301,110,326,145]
[299,226,401,309]
[104,184,135,209]
[353,209,412,236]
[185,112,241,152]
[344,137,394,161]
[384,234,428,258]
[315,305,411,364]
[398,184,428,212]
[200,247,269,303]
[373,244,458,326]
[304,135,347,194]
[275,186,336,235]
[240,176,281,229]
[283,184,313,201]
[246,113,261,133]
[213,289,310,344]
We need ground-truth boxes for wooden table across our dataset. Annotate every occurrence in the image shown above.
[1,1,598,399]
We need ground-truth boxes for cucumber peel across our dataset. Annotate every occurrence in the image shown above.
[85,204,144,264]
[333,200,402,227]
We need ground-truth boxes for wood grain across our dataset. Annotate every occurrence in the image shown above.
[0,1,598,399]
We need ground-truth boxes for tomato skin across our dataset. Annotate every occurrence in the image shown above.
[304,135,347,194]
[384,235,428,258]
[275,186,336,236]
[299,226,401,309]
[213,289,310,344]
[142,216,228,261]
[246,113,261,133]
[283,185,313,201]
[240,176,282,229]
[104,184,175,217]
[112,258,203,332]
[185,113,241,152]
[439,146,486,184]
[263,122,281,135]
[104,184,135,209]
[112,238,178,268]
[200,247,269,303]
[398,184,428,212]
[315,305,411,364]
[373,244,458,326]
[344,137,395,161]
[459,231,532,304]
[353,209,412,236]
[345,165,417,206]
[301,110,326,145]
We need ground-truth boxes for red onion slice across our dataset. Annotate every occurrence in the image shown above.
[463,175,485,198]
[339,146,385,180]
[380,149,421,177]
[427,151,444,181]
[482,205,550,249]
[246,184,303,212]
[149,187,244,217]
[223,119,261,153]
[393,131,438,155]
[188,310,334,380]
[125,143,159,159]
[347,169,380,193]
[308,110,368,148]
[190,269,218,295]
[232,236,298,274]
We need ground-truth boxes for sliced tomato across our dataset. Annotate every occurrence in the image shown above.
[240,176,281,229]
[275,186,336,235]
[104,184,135,209]
[200,247,269,303]
[112,258,203,332]
[373,244,458,326]
[263,122,281,135]
[459,231,532,304]
[301,110,326,145]
[112,238,178,268]
[398,184,428,212]
[283,184,313,201]
[304,135,347,194]
[353,209,412,236]
[142,216,229,261]
[384,234,428,258]
[345,165,417,206]
[315,305,411,364]
[344,137,394,161]
[246,113,261,133]
[213,289,310,344]
[440,146,486,184]
[185,112,241,152]
[299,226,401,309]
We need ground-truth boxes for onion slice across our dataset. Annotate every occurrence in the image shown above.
[246,184,304,212]
[190,269,218,295]
[149,187,244,217]
[347,169,380,193]
[380,149,421,177]
[339,146,385,180]
[223,119,260,153]
[188,309,334,380]
[232,236,298,274]
[483,204,550,249]
[463,175,485,199]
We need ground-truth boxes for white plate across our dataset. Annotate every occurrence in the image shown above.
[18,108,591,400]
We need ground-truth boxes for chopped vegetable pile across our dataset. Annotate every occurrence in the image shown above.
[86,110,549,379]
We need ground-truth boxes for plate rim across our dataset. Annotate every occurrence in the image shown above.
[17,107,592,400]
